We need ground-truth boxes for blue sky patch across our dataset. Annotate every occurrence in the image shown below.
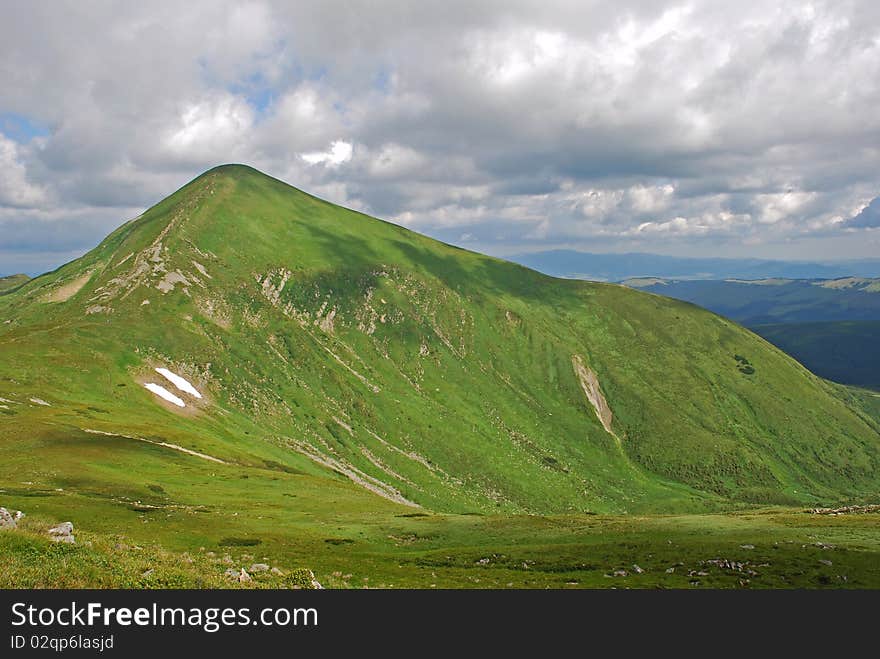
[0,113,50,143]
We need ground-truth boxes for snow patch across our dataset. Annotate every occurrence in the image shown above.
[29,398,51,407]
[155,368,203,399]
[144,383,186,407]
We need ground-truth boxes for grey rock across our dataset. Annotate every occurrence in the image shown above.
[48,521,75,544]
[0,507,17,529]
[226,567,252,583]
[308,569,323,589]
[249,563,270,572]
[49,521,73,535]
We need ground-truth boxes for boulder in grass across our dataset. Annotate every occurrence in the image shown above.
[225,567,253,583]
[48,521,75,544]
[308,569,323,589]
[0,507,16,529]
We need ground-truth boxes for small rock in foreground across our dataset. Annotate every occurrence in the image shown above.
[47,521,75,544]
[0,507,18,529]
[308,570,323,589]
[225,567,252,583]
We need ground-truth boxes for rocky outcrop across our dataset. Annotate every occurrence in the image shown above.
[809,504,880,515]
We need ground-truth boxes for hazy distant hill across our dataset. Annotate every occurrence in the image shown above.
[625,277,880,325]
[752,321,880,391]
[510,249,880,282]
[0,273,30,294]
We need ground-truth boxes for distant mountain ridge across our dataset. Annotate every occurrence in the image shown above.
[0,274,30,294]
[510,250,880,282]
[624,277,880,325]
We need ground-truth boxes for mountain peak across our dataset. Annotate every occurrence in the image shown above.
[194,164,299,191]
[2,169,878,517]
[200,163,265,178]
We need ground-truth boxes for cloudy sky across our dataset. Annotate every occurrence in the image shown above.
[2,1,880,274]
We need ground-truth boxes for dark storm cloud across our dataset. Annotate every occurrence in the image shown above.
[2,0,880,273]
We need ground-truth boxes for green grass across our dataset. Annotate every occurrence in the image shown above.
[3,485,878,588]
[0,164,878,588]
[1,427,877,588]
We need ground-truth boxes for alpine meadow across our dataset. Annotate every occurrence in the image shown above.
[1,165,878,589]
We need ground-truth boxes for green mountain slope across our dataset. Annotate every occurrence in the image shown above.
[623,278,880,389]
[1,165,878,517]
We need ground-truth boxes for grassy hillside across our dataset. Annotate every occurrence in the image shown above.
[0,165,878,588]
[4,495,879,588]
[752,321,880,390]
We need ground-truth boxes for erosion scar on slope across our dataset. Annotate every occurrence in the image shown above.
[571,355,617,439]
[44,272,93,303]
